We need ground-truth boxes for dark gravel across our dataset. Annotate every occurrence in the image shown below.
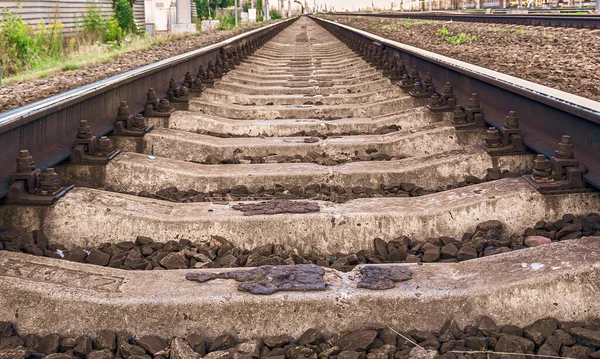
[1,213,599,271]
[196,151,407,166]
[1,316,599,359]
[141,173,511,204]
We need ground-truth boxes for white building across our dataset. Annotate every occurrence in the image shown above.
[144,0,197,34]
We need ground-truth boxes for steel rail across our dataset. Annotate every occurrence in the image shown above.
[311,15,600,190]
[328,12,600,29]
[0,17,297,199]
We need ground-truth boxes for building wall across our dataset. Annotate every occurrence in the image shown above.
[1,0,115,32]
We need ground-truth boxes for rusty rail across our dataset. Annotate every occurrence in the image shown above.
[0,18,297,200]
[311,15,600,190]
[327,12,600,29]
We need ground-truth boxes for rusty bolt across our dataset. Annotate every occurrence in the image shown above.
[532,154,553,182]
[180,86,189,97]
[16,150,36,172]
[184,71,193,86]
[484,127,503,148]
[97,136,113,156]
[158,99,171,113]
[429,94,442,108]
[118,101,131,117]
[77,120,92,139]
[168,77,178,91]
[197,65,206,80]
[146,88,159,108]
[133,114,146,129]
[554,135,574,159]
[467,93,481,111]
[411,82,423,95]
[505,111,520,129]
[423,72,433,86]
[452,105,467,124]
[409,66,420,81]
[442,82,454,96]
[401,74,411,87]
[39,168,61,193]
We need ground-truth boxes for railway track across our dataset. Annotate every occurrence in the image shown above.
[1,15,600,359]
[329,11,600,28]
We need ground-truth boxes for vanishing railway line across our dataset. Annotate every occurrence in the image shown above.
[0,15,600,358]
[330,11,600,28]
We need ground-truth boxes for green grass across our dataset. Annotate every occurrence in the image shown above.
[543,34,553,39]
[445,33,476,45]
[516,29,524,35]
[437,27,449,36]
[2,33,194,85]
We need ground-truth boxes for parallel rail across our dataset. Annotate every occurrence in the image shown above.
[311,15,600,189]
[0,18,296,200]
[328,12,600,28]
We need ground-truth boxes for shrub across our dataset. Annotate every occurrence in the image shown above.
[113,0,137,34]
[0,9,68,76]
[216,12,236,30]
[104,18,124,42]
[0,9,34,74]
[82,0,106,42]
[269,10,282,20]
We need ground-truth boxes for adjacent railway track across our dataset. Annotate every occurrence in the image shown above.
[0,15,599,357]
[329,11,600,28]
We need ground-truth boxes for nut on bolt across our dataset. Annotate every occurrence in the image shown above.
[532,154,553,183]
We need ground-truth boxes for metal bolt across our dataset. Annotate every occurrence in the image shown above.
[409,66,420,81]
[505,111,519,129]
[429,94,442,108]
[77,120,92,139]
[468,93,481,110]
[97,136,113,156]
[453,105,467,124]
[39,168,61,192]
[169,77,178,91]
[133,114,146,129]
[118,101,131,117]
[158,99,171,112]
[555,135,574,159]
[17,150,36,172]
[442,82,454,95]
[147,88,158,102]
[532,154,553,182]
[484,127,503,148]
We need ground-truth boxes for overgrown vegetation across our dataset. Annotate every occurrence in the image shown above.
[445,33,476,45]
[0,0,139,78]
[270,10,282,20]
[216,12,237,30]
[436,26,449,36]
